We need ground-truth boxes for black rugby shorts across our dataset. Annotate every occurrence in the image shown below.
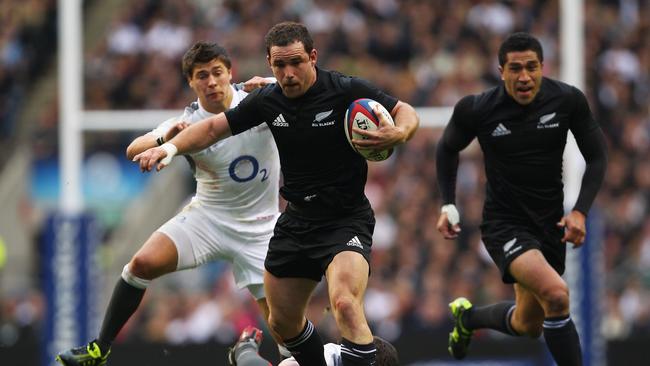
[480,220,565,284]
[264,206,375,281]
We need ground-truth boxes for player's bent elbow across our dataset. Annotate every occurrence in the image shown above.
[125,146,137,161]
[125,138,149,160]
[394,102,419,142]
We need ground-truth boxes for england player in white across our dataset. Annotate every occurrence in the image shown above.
[57,42,282,366]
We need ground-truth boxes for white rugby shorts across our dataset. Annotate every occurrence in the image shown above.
[156,199,278,300]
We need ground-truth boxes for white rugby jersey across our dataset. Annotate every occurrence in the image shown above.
[151,85,280,222]
[281,343,342,366]
[323,343,342,366]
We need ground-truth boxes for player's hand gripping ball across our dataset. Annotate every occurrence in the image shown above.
[344,98,394,161]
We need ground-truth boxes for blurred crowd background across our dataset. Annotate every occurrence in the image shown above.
[1,0,649,362]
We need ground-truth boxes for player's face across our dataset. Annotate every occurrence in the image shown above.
[499,50,543,105]
[188,59,233,113]
[267,41,317,98]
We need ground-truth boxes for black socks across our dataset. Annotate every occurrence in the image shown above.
[543,315,583,366]
[97,277,146,348]
[283,320,327,366]
[340,338,377,366]
[463,301,518,336]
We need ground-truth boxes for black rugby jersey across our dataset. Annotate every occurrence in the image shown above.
[437,77,607,226]
[225,67,398,213]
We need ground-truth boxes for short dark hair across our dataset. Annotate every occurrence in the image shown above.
[264,21,314,56]
[374,336,399,366]
[181,41,232,79]
[498,32,544,67]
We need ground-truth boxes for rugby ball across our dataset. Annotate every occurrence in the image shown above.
[344,98,394,161]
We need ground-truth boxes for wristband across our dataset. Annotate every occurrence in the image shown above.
[159,143,178,166]
[441,204,460,225]
[156,136,165,146]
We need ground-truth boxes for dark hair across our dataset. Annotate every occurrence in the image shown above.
[182,41,232,79]
[498,32,544,67]
[374,336,399,366]
[264,21,314,56]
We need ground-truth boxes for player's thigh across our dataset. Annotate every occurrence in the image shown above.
[158,201,232,270]
[264,271,318,324]
[231,232,271,298]
[129,231,178,278]
[509,249,567,299]
[326,250,370,301]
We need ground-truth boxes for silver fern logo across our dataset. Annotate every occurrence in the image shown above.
[314,110,333,123]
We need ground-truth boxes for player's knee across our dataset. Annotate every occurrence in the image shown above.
[267,315,283,335]
[332,295,362,325]
[128,254,160,280]
[539,286,570,315]
[121,264,151,289]
[267,314,297,339]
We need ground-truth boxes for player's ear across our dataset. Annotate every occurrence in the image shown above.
[498,66,504,80]
[310,49,317,66]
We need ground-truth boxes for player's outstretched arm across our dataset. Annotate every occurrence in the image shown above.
[236,76,276,92]
[133,112,232,172]
[126,121,190,161]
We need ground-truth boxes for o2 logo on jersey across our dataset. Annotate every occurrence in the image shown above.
[228,155,269,183]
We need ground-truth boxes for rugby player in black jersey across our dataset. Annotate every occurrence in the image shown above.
[135,22,419,366]
[436,33,607,366]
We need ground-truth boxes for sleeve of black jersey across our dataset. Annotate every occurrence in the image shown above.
[224,88,266,135]
[568,86,599,137]
[436,96,479,204]
[569,87,608,215]
[348,77,399,113]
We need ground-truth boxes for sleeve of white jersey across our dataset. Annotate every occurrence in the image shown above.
[149,109,190,138]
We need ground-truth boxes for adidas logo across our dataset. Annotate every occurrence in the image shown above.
[346,236,363,249]
[272,114,289,127]
[491,123,511,137]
